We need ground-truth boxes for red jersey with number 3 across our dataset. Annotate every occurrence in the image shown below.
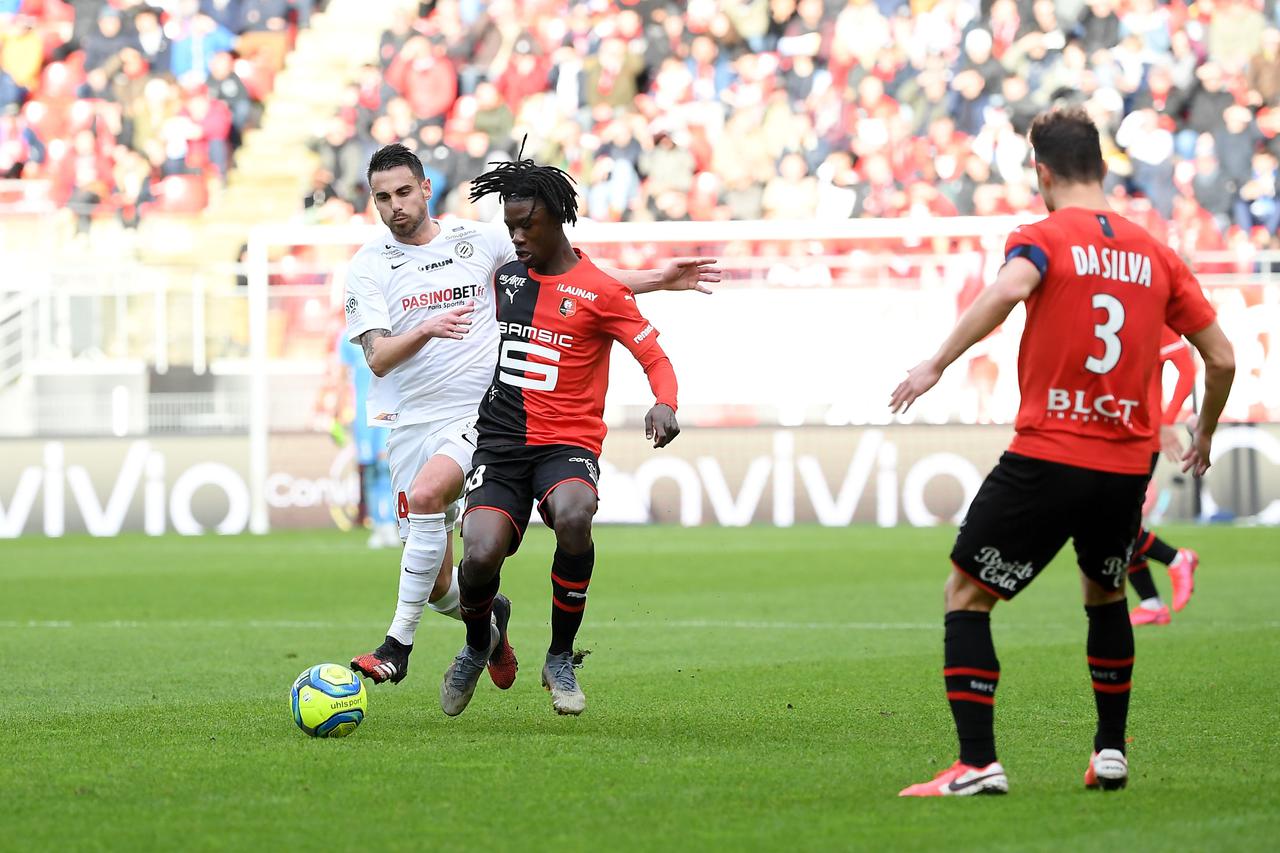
[476,250,678,455]
[1003,208,1216,474]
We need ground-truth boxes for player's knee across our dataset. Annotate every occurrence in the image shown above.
[552,503,595,553]
[945,568,998,612]
[407,481,449,515]
[461,541,503,581]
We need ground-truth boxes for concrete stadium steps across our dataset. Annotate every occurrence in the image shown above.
[142,0,400,266]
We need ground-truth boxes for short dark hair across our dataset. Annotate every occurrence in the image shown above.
[1028,107,1105,184]
[468,153,579,225]
[367,143,425,186]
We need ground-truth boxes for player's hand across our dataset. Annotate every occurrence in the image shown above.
[1181,414,1213,476]
[889,360,943,414]
[1159,424,1185,463]
[420,302,474,341]
[658,257,720,294]
[645,404,679,448]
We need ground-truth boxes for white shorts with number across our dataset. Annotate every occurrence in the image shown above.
[386,415,478,541]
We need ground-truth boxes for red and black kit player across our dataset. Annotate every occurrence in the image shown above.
[1128,328,1203,627]
[438,155,681,718]
[890,108,1235,796]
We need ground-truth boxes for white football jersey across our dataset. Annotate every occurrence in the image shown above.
[344,219,515,429]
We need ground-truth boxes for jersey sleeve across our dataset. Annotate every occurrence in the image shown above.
[601,287,678,410]
[1159,329,1196,425]
[344,251,392,343]
[1160,247,1216,337]
[1003,222,1051,278]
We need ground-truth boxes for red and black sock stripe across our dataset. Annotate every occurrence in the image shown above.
[944,610,1000,767]
[1127,558,1160,601]
[1086,599,1134,753]
[549,544,594,655]
[1134,526,1178,566]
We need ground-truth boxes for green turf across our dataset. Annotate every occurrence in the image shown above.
[2,525,1278,851]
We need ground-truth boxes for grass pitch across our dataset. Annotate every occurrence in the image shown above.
[3,524,1278,851]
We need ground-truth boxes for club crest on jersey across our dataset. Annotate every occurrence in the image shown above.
[455,241,474,259]
[559,297,576,318]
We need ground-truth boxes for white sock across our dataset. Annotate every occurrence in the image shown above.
[428,564,463,621]
[1140,597,1163,610]
[387,512,447,645]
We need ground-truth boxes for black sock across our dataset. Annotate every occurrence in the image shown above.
[458,560,500,652]
[549,544,594,656]
[944,610,1000,767]
[1127,559,1161,601]
[1086,600,1134,754]
[1134,527,1178,566]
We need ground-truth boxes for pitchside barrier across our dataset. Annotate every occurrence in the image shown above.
[0,217,1277,536]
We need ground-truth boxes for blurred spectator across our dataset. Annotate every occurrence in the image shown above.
[1237,149,1280,232]
[0,61,25,109]
[113,146,154,229]
[1208,0,1265,73]
[584,37,643,108]
[83,8,136,72]
[1176,62,1237,158]
[0,103,42,177]
[1076,0,1121,53]
[201,0,246,34]
[207,50,253,145]
[1214,104,1264,188]
[181,85,233,178]
[1115,107,1175,218]
[312,119,364,207]
[237,0,290,74]
[386,36,456,121]
[170,13,236,81]
[1248,28,1280,107]
[3,16,45,89]
[133,8,171,72]
[1191,137,1237,228]
[472,81,513,144]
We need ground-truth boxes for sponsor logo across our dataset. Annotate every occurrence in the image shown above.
[455,241,474,259]
[559,297,576,318]
[556,283,598,302]
[417,258,454,273]
[373,412,398,423]
[566,590,587,599]
[499,273,528,304]
[1070,244,1152,287]
[452,225,465,232]
[344,296,358,316]
[569,456,599,483]
[401,283,483,312]
[1046,389,1141,424]
[391,261,409,270]
[973,546,1035,593]
[498,321,574,349]
[633,324,655,344]
[382,245,405,259]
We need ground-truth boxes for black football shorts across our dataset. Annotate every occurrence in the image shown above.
[462,444,600,555]
[950,452,1151,599]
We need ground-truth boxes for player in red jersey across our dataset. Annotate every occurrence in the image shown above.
[891,108,1235,796]
[438,155,681,717]
[1129,328,1202,627]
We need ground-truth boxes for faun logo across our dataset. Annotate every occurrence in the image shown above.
[455,241,474,259]
[417,258,454,273]
[344,296,358,316]
[559,297,576,318]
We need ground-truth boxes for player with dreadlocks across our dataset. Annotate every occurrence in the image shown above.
[345,142,717,693]
[439,155,683,717]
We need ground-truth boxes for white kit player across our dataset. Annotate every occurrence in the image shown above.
[345,143,719,688]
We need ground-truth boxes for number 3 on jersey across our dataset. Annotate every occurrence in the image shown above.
[1085,293,1124,375]
[498,340,560,391]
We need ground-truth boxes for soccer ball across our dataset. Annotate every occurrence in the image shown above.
[290,664,368,738]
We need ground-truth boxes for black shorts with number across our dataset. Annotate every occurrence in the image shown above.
[463,444,600,555]
[951,452,1151,599]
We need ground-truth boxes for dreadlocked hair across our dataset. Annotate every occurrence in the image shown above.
[468,150,579,226]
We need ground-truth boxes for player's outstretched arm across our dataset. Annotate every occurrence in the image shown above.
[602,258,721,295]
[359,302,475,377]
[1182,321,1235,476]
[890,257,1041,414]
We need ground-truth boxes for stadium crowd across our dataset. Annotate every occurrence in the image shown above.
[0,0,315,231]
[292,0,1280,258]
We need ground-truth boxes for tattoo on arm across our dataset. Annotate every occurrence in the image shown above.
[360,329,389,365]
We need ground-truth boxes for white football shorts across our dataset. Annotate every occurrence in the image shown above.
[386,415,478,541]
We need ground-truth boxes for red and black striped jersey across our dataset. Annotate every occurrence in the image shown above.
[476,250,678,455]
